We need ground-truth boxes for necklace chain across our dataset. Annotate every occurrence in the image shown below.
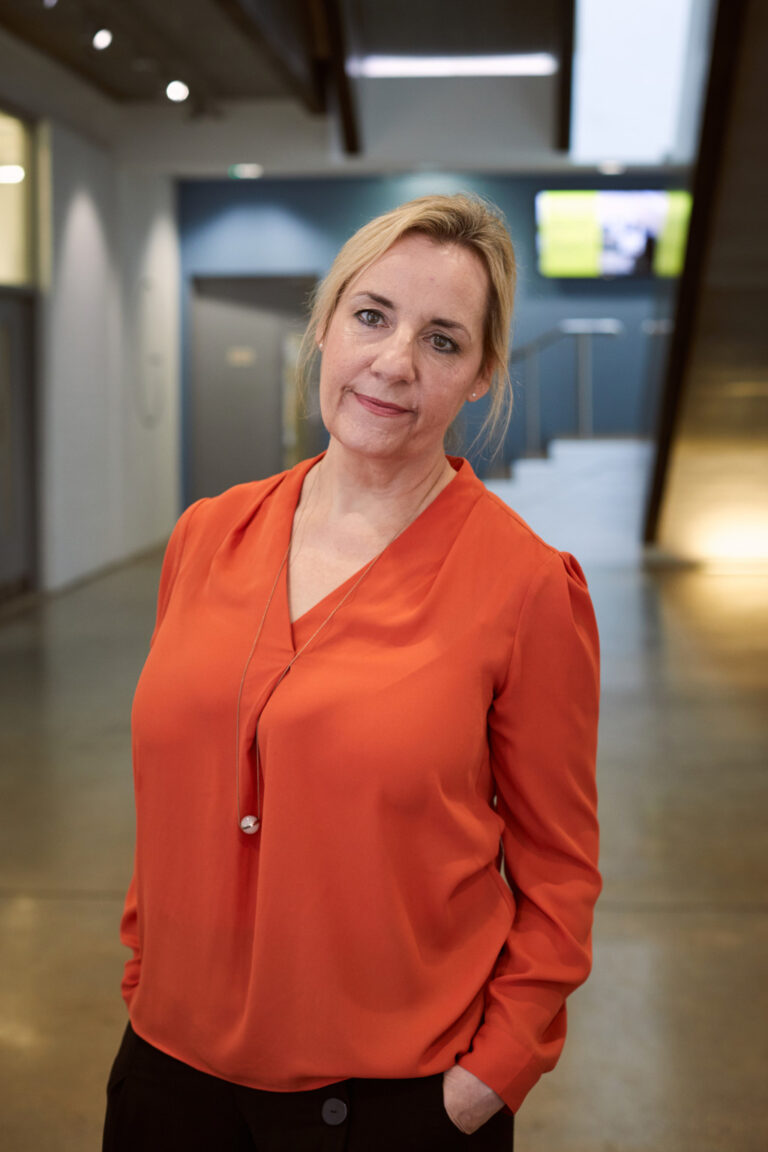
[235,460,450,834]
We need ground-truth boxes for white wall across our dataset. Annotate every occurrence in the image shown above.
[571,0,712,165]
[116,170,180,561]
[348,76,557,170]
[38,122,180,591]
[39,121,120,590]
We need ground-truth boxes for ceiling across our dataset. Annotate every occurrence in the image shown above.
[0,0,574,154]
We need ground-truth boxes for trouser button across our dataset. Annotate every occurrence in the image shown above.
[321,1097,348,1125]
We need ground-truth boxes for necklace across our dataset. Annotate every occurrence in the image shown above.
[234,459,451,835]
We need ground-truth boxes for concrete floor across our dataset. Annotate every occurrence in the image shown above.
[1,552,767,1151]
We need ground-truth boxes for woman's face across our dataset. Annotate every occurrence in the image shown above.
[318,233,491,467]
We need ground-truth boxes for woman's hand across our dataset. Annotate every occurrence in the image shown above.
[442,1064,505,1134]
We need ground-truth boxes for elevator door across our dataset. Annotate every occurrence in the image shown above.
[188,276,321,503]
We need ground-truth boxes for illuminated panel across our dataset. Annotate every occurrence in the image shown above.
[0,111,32,287]
[536,190,692,279]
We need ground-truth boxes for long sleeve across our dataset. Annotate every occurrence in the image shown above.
[119,499,205,1010]
[459,550,602,1113]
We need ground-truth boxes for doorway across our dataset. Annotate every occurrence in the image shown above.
[0,291,35,599]
[187,276,324,503]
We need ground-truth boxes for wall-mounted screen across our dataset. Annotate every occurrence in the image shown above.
[535,190,692,278]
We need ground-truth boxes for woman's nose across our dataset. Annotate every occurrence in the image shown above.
[371,331,417,382]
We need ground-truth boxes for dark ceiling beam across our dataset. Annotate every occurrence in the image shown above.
[321,0,360,155]
[555,0,574,151]
[214,0,324,113]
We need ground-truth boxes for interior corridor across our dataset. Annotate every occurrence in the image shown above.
[0,550,766,1151]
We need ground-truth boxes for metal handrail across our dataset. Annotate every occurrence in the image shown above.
[509,318,625,456]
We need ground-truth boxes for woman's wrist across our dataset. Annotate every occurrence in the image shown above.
[442,1064,505,1134]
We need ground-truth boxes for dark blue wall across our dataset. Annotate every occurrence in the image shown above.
[178,172,682,476]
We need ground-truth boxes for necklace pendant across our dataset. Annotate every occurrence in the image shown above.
[240,815,260,834]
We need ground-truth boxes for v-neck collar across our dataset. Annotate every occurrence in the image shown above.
[276,454,485,655]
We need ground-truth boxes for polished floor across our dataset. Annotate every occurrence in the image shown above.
[1,551,767,1151]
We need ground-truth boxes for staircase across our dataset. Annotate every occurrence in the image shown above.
[484,438,655,569]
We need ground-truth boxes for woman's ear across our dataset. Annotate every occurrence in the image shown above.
[467,365,492,403]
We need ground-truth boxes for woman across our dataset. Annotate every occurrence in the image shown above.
[104,193,601,1151]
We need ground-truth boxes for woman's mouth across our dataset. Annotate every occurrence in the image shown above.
[354,392,411,417]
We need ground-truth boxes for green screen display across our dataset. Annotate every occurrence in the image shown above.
[536,190,692,278]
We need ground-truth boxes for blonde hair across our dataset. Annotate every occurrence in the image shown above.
[298,192,516,453]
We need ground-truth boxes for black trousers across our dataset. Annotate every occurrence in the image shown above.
[103,1024,515,1151]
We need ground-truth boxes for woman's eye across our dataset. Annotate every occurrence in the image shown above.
[356,308,384,326]
[430,333,458,354]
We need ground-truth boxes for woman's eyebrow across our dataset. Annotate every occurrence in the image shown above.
[350,291,470,338]
[350,291,395,309]
[430,316,469,336]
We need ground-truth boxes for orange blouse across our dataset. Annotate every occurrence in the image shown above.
[120,454,601,1114]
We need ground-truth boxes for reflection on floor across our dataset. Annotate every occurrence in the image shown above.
[1,549,767,1151]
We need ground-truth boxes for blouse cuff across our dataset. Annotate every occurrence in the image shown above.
[458,1026,542,1115]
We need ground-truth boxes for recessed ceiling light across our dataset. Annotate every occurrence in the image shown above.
[166,80,190,103]
[0,165,25,184]
[229,163,264,179]
[346,54,558,79]
[43,0,58,9]
[92,29,113,51]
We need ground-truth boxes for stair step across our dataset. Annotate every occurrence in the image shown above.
[484,438,655,571]
[549,436,652,463]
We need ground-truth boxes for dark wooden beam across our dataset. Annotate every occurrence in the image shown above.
[321,0,361,155]
[555,0,575,152]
